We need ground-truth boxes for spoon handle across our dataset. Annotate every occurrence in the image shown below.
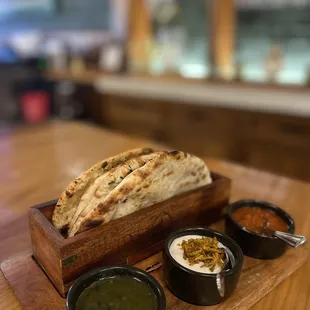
[216,273,225,298]
[216,245,236,298]
[273,231,307,248]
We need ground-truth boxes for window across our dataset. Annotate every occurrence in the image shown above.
[148,0,210,78]
[236,0,310,85]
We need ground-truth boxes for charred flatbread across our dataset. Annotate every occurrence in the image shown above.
[67,152,163,237]
[52,148,154,235]
[73,151,211,236]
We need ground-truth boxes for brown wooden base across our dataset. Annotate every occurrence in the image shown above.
[1,244,308,310]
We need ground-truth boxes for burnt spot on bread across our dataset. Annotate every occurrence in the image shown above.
[86,219,104,228]
[153,160,163,169]
[60,224,69,237]
[135,169,150,179]
[198,165,206,171]
[143,184,150,188]
[101,162,108,169]
[142,148,153,155]
[98,203,113,214]
[117,185,132,196]
[194,178,200,184]
[65,190,73,198]
[180,180,198,188]
[179,182,187,188]
[169,150,182,160]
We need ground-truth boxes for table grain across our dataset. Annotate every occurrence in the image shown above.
[0,121,309,310]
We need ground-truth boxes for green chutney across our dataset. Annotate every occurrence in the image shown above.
[75,275,158,310]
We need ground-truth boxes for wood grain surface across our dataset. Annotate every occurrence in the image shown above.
[0,121,310,309]
[1,234,307,310]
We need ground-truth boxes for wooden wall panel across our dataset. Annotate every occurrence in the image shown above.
[97,93,310,182]
[127,0,153,73]
[211,0,236,79]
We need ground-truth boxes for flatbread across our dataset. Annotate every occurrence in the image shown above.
[52,148,154,234]
[67,152,162,237]
[73,151,211,236]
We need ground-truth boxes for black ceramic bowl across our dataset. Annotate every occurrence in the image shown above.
[163,227,243,306]
[225,199,295,259]
[66,265,166,310]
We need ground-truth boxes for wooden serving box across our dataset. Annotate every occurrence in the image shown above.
[29,172,231,297]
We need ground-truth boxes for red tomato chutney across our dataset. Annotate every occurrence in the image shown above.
[232,207,289,236]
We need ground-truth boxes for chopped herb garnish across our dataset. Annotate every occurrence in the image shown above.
[108,181,116,185]
[180,237,226,272]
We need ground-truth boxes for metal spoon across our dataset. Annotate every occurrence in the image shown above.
[216,245,235,298]
[272,231,307,248]
[263,220,306,248]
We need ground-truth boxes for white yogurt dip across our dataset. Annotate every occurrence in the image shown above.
[169,235,224,274]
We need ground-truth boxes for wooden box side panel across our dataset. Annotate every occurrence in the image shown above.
[35,200,57,221]
[29,209,65,295]
[60,176,231,285]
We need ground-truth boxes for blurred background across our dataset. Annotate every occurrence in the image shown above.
[0,0,310,181]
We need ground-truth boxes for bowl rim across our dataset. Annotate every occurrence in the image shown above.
[227,199,295,239]
[66,265,166,310]
[164,227,244,278]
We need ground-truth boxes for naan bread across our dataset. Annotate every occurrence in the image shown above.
[68,152,163,237]
[73,151,211,236]
[52,148,153,234]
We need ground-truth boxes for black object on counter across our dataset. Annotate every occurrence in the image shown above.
[163,227,243,306]
[66,265,166,310]
[225,199,295,259]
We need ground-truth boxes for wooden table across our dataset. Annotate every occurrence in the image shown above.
[0,121,309,310]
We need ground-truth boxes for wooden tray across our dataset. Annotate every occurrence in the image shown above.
[1,240,307,310]
[29,172,230,296]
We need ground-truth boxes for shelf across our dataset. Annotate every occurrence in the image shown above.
[46,70,103,85]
